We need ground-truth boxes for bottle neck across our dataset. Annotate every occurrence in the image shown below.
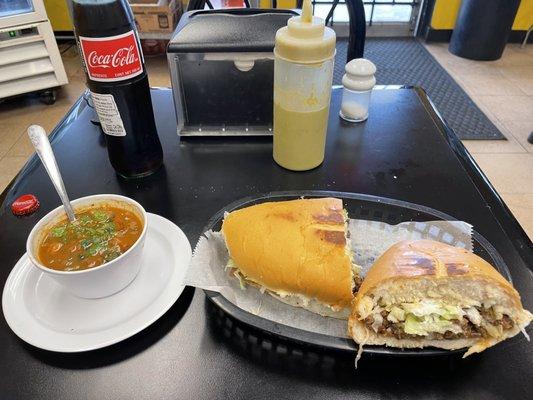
[71,0,133,38]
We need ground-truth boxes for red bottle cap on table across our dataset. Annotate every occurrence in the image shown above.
[11,194,40,216]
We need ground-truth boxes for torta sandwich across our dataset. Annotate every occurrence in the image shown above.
[349,240,532,356]
[222,198,361,318]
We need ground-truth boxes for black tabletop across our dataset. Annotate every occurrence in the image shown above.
[0,88,531,400]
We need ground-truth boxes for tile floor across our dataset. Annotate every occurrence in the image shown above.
[0,42,532,239]
[423,42,533,240]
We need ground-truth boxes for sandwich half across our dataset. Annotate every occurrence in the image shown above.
[221,197,361,318]
[349,239,532,357]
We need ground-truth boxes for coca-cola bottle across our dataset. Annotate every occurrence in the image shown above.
[68,0,163,178]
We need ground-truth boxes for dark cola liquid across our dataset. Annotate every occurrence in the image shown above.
[71,0,163,178]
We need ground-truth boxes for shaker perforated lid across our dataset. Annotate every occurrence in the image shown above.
[274,0,336,64]
[342,58,377,91]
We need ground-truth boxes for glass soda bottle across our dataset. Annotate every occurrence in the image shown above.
[68,0,163,178]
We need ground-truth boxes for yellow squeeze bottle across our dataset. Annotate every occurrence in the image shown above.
[273,0,336,171]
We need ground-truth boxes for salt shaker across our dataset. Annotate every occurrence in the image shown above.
[339,58,376,123]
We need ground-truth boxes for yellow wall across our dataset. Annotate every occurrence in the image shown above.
[44,0,72,31]
[514,0,533,29]
[431,0,533,30]
[259,0,296,8]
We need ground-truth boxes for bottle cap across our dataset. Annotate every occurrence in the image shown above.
[342,58,377,91]
[11,194,40,216]
[274,0,336,64]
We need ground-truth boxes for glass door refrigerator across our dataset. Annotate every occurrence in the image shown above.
[0,0,68,102]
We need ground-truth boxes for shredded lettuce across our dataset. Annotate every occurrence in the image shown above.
[225,259,246,290]
[225,258,237,272]
[403,314,462,336]
[357,296,374,319]
[465,307,482,326]
[388,306,405,323]
[401,300,464,320]
[232,270,246,290]
[379,300,466,336]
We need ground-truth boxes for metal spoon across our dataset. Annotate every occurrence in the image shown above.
[27,125,76,222]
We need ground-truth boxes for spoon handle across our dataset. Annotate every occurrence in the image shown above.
[27,125,76,222]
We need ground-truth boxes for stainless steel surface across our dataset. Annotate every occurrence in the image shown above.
[27,124,76,222]
[178,126,273,137]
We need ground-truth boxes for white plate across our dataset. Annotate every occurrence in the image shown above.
[2,213,192,352]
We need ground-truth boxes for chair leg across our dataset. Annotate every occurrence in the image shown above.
[346,0,367,62]
[521,24,533,49]
[325,0,341,26]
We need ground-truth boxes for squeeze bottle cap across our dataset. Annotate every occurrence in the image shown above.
[274,0,336,64]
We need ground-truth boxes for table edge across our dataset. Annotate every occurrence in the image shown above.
[413,86,533,267]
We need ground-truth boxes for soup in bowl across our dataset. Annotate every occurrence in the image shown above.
[27,194,147,299]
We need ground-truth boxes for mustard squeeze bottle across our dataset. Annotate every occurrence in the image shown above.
[273,0,336,171]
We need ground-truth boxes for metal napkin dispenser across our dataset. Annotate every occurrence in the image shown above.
[167,9,298,136]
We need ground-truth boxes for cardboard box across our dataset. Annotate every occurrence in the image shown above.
[130,0,182,34]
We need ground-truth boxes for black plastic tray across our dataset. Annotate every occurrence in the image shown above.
[201,191,512,356]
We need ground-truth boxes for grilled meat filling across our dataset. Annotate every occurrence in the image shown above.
[352,276,363,295]
[364,308,514,340]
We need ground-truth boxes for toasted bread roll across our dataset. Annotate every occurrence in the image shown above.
[222,198,359,317]
[349,240,532,356]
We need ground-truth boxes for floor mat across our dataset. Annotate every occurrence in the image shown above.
[334,38,505,140]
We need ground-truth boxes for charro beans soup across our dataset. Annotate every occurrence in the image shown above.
[37,203,143,271]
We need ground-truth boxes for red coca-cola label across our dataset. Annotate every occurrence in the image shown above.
[79,31,143,82]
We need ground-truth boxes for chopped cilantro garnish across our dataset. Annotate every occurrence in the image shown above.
[51,226,67,238]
